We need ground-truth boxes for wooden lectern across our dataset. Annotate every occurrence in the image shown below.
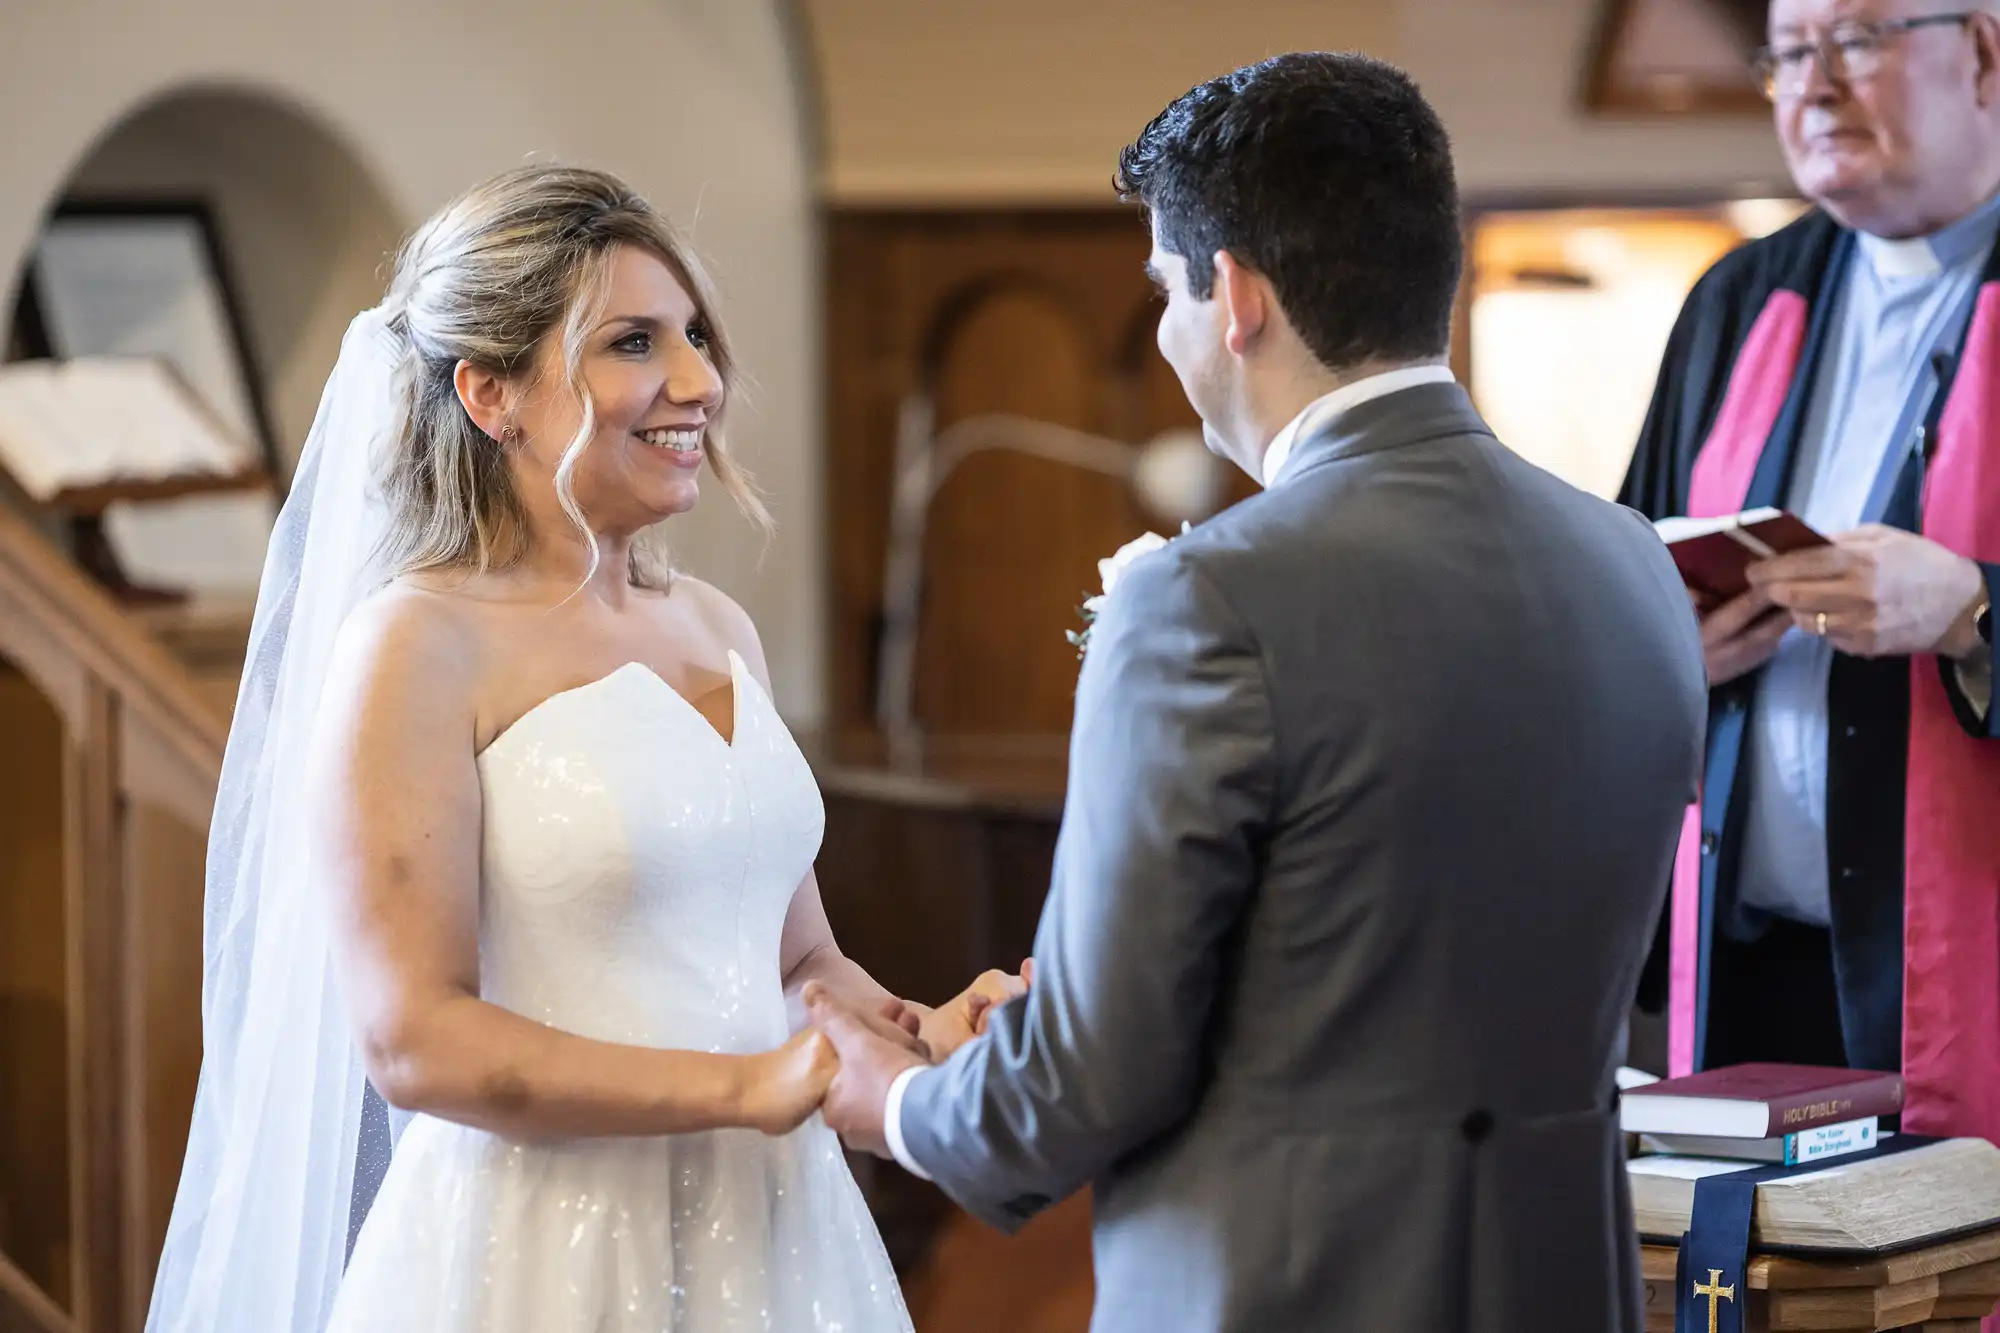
[0,357,273,605]
[1641,1227,2000,1331]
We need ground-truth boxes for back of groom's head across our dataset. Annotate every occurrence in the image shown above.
[1117,52,1462,374]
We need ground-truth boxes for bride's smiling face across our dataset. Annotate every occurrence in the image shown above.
[508,243,725,531]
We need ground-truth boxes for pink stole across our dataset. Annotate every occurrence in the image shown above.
[1668,284,2000,1145]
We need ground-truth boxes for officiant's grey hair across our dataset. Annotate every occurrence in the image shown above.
[377,164,767,587]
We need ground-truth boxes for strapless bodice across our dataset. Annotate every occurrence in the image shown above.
[473,651,823,1053]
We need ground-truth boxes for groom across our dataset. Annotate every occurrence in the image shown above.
[810,53,1706,1332]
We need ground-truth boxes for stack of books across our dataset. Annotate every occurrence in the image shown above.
[1621,1063,2000,1250]
[1622,1063,1899,1165]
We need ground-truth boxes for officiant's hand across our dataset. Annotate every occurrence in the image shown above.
[1749,526,1987,659]
[804,982,925,1158]
[1698,586,1790,685]
[915,960,1033,1061]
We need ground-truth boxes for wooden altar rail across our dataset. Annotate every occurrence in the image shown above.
[0,501,227,1333]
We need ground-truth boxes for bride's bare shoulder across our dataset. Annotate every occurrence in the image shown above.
[324,576,489,721]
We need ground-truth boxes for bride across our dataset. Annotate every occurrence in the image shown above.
[146,164,1021,1332]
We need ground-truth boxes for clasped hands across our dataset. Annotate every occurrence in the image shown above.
[1698,525,1988,686]
[767,962,1031,1155]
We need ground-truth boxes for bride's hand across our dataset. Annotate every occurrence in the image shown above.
[917,960,1033,1061]
[739,1029,839,1136]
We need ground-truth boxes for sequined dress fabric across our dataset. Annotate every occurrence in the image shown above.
[326,652,912,1332]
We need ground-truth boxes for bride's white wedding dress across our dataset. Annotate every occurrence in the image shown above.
[326,650,913,1332]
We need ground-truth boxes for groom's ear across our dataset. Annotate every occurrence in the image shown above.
[1213,250,1269,359]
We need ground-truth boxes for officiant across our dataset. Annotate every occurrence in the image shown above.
[1621,0,2000,1142]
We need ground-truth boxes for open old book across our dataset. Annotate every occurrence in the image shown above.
[0,357,274,598]
[0,356,259,504]
[1629,1136,2000,1252]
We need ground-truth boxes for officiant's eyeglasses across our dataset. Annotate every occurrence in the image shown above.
[1753,11,1978,101]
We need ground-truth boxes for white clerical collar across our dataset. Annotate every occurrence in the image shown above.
[1261,364,1456,487]
[1861,233,1943,279]
[1858,187,2000,279]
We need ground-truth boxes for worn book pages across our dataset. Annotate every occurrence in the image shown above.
[0,358,250,501]
[1629,1137,2000,1251]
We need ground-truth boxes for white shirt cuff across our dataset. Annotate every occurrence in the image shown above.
[883,1065,931,1180]
[1956,640,1993,722]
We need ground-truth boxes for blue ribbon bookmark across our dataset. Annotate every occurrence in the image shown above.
[1674,1134,1937,1333]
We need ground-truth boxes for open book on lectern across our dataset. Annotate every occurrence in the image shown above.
[0,356,258,505]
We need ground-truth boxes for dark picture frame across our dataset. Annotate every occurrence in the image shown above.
[1585,0,1771,114]
[25,198,280,478]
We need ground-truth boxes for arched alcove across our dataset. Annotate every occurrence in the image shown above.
[2,86,407,609]
[50,85,406,476]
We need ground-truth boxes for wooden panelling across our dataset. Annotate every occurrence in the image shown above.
[905,1196,1095,1333]
[812,750,1101,1332]
[827,209,1256,742]
[123,800,205,1276]
[0,498,227,1332]
[919,286,1116,733]
[62,680,134,1333]
[0,667,74,1313]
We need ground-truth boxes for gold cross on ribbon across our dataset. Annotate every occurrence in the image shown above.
[1693,1267,1737,1333]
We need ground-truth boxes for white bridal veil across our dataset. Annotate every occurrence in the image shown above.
[147,307,409,1332]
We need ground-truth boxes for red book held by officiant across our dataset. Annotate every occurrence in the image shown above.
[1653,507,1830,603]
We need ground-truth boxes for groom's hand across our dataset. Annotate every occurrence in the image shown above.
[804,981,926,1158]
[918,960,1034,1061]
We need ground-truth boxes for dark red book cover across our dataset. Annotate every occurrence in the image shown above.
[1620,1063,1905,1138]
[1658,509,1829,603]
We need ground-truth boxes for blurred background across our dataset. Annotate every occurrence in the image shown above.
[0,2,1799,1330]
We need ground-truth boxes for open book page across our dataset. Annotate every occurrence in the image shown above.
[1653,508,1786,546]
[0,358,250,501]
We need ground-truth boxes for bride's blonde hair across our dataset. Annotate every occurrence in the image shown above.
[377,163,768,588]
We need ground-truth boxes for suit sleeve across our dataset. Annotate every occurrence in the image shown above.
[896,547,1275,1233]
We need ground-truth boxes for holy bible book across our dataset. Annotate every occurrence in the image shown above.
[1628,1136,2000,1251]
[1619,1063,1905,1138]
[1652,507,1829,602]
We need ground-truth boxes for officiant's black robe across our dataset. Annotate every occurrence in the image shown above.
[1619,211,2000,1117]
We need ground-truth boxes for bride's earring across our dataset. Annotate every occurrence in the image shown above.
[501,424,517,444]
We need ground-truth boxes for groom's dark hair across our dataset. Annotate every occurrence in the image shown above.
[1117,52,1462,373]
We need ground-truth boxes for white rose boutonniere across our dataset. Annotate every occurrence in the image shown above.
[1067,524,1189,658]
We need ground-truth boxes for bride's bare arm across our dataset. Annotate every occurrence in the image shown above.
[310,588,832,1141]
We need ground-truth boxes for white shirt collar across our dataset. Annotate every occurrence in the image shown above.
[1859,233,1940,279]
[1856,187,2000,280]
[1261,364,1457,487]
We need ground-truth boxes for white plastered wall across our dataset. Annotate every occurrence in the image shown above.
[0,0,827,722]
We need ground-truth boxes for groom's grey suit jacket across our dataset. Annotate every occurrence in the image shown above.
[896,383,1706,1333]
